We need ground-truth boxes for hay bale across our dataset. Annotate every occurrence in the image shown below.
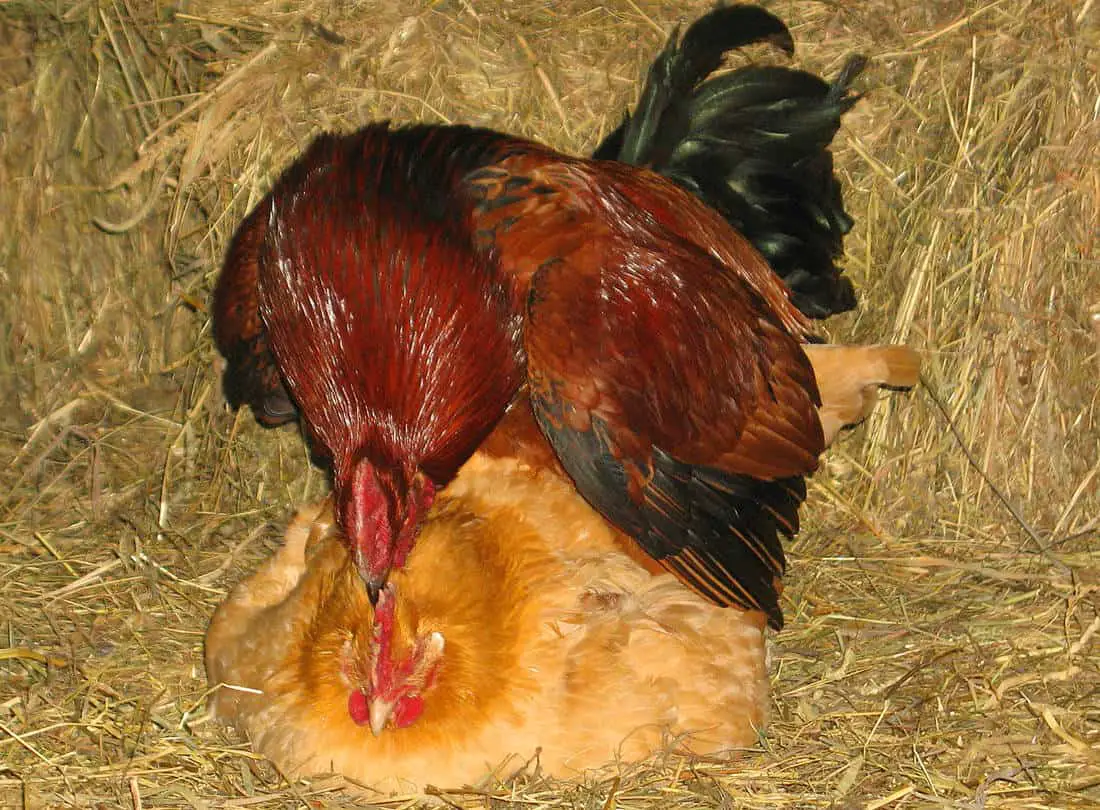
[1,1,1096,807]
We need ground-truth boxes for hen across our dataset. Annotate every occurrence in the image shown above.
[212,4,866,628]
[206,454,770,791]
[205,343,918,785]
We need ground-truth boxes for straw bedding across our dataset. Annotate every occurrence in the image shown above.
[1,1,1096,807]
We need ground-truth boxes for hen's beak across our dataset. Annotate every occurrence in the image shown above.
[368,698,394,737]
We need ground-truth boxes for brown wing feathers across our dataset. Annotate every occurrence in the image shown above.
[485,161,823,628]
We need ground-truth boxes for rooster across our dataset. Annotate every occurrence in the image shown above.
[205,345,918,776]
[213,4,866,629]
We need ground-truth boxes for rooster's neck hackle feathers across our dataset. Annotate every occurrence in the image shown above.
[255,124,530,481]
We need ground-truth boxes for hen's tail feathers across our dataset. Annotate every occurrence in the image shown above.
[595,4,867,320]
[803,344,921,447]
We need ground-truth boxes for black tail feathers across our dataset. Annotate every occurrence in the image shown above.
[594,4,794,167]
[595,4,866,319]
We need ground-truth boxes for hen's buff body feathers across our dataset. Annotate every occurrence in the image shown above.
[205,454,769,792]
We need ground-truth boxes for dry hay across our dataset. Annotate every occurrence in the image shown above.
[1,0,1097,807]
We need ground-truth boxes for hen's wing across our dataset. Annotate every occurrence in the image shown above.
[466,158,823,628]
[212,198,298,427]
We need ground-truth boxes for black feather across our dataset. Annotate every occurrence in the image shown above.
[665,60,865,318]
[218,338,298,428]
[595,3,867,319]
[594,5,794,167]
[532,395,805,630]
[212,201,301,429]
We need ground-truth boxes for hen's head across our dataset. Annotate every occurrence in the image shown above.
[335,454,436,602]
[342,583,444,735]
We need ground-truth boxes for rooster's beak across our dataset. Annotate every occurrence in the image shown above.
[366,576,384,605]
[368,698,394,737]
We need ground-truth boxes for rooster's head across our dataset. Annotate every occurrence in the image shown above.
[335,453,436,603]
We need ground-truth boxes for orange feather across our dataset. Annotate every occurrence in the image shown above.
[205,453,769,792]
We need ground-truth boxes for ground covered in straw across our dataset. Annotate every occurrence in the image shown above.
[2,1,1097,807]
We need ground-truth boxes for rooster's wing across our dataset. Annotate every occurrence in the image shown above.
[467,158,824,628]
